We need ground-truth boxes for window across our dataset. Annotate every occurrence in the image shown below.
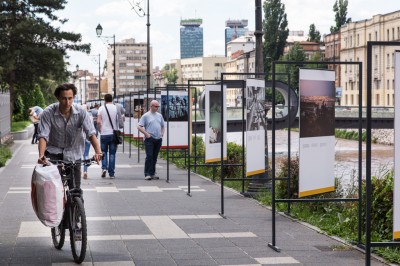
[375,31,378,41]
[369,33,371,41]
[387,29,390,41]
[387,54,390,68]
[376,94,380,105]
[387,94,390,105]
[387,80,390,90]
[357,34,359,46]
[351,95,354,105]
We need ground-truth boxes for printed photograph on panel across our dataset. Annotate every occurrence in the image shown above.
[161,94,189,121]
[246,86,266,131]
[208,91,222,143]
[300,80,335,138]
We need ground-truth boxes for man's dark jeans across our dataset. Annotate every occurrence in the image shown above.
[144,137,162,177]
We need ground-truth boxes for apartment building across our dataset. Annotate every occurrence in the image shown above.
[178,56,227,85]
[340,10,400,106]
[106,38,152,96]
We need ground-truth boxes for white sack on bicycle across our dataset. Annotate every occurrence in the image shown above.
[31,163,64,227]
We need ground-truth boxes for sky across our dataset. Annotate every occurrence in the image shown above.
[57,0,399,75]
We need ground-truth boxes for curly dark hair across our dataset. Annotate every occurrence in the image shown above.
[54,83,77,98]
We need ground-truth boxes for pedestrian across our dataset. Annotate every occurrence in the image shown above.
[137,100,165,181]
[114,100,126,129]
[29,106,43,144]
[97,94,120,179]
[36,83,102,190]
[89,103,99,136]
[82,104,92,179]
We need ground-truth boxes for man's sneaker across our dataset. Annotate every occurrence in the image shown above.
[83,172,88,179]
[151,175,159,180]
[74,228,82,241]
[101,170,106,178]
[110,175,115,179]
[145,175,152,180]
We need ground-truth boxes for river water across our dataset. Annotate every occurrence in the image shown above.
[213,130,394,186]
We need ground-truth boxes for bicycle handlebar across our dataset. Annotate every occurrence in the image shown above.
[44,155,101,167]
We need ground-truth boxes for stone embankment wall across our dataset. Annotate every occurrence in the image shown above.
[371,129,394,145]
[343,129,394,145]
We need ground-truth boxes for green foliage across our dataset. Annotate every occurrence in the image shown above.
[0,0,91,114]
[265,88,285,104]
[281,43,306,91]
[260,155,399,263]
[12,96,25,122]
[335,129,375,143]
[11,121,31,132]
[263,0,289,75]
[276,156,299,199]
[330,0,351,33]
[0,145,12,167]
[162,64,179,84]
[307,24,321,42]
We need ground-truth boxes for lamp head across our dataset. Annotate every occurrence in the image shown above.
[96,24,103,36]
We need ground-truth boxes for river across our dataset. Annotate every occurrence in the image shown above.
[202,130,394,186]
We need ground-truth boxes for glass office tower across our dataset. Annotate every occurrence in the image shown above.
[180,18,203,59]
[225,19,248,56]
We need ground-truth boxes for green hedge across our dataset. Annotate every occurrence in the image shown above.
[0,145,12,167]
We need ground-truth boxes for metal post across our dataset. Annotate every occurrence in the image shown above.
[113,35,117,99]
[84,70,87,103]
[98,53,101,99]
[255,0,264,75]
[146,0,151,96]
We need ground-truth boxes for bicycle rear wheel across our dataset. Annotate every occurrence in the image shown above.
[70,197,87,264]
[51,222,65,249]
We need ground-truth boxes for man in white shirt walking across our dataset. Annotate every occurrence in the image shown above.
[97,94,119,179]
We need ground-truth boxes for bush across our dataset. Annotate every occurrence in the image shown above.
[0,145,12,167]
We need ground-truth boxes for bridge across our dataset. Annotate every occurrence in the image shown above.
[190,107,394,133]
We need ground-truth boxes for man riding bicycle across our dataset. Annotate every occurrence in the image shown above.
[37,83,102,188]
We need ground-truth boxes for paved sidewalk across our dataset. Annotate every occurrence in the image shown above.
[0,139,389,265]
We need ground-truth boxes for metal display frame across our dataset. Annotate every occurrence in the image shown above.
[269,61,363,253]
[364,41,400,266]
[164,84,191,183]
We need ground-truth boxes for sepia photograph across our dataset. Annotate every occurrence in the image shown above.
[161,94,189,121]
[246,85,266,131]
[299,79,336,138]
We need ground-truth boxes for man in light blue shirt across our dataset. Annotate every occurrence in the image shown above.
[37,83,102,189]
[137,100,165,180]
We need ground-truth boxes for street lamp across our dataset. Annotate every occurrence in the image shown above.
[96,24,116,99]
[129,0,151,99]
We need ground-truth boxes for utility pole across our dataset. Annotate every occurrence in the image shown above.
[255,0,264,76]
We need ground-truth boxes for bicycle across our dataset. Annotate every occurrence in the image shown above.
[45,156,98,264]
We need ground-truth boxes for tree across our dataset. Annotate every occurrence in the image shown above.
[307,24,321,42]
[330,0,351,33]
[263,0,289,75]
[162,64,178,84]
[283,42,306,91]
[0,1,90,120]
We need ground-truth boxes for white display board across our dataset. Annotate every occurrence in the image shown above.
[161,90,190,149]
[299,69,336,197]
[245,79,266,176]
[205,85,227,163]
[394,51,400,240]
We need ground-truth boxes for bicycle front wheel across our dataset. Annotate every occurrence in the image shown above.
[70,197,87,264]
[51,222,65,249]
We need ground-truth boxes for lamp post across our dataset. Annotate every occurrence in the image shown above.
[76,64,82,104]
[130,0,151,97]
[96,24,116,99]
[90,53,102,99]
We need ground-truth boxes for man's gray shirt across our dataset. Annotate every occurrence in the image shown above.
[138,111,165,139]
[38,103,96,161]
